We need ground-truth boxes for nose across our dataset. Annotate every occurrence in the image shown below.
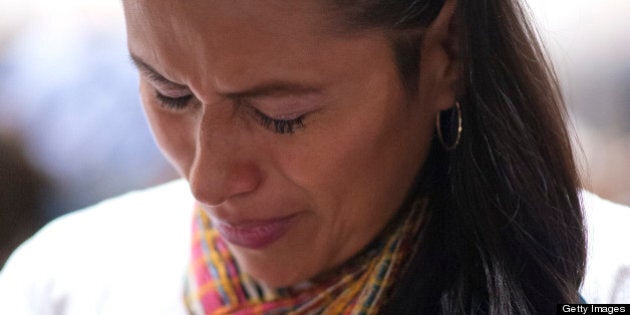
[188,112,263,207]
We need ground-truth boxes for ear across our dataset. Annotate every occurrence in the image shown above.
[417,0,460,111]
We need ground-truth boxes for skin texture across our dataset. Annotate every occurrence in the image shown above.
[123,0,456,287]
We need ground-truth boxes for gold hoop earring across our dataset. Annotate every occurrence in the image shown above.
[436,101,463,151]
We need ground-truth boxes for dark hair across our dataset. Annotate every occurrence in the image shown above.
[0,135,48,269]
[332,0,586,313]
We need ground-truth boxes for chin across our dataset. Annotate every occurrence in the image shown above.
[232,248,320,288]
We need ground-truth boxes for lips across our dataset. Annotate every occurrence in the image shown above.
[213,215,297,249]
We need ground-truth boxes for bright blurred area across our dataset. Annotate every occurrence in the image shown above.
[528,0,630,208]
[0,0,628,266]
[0,0,178,266]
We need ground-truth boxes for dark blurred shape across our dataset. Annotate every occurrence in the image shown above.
[0,134,47,269]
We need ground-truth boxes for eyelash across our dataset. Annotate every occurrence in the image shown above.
[249,108,305,135]
[154,91,305,135]
[155,91,192,111]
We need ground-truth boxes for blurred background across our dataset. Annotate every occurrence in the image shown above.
[0,0,178,267]
[0,0,628,267]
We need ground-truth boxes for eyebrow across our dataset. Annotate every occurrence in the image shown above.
[129,53,322,99]
[129,54,188,89]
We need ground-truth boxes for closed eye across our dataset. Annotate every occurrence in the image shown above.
[248,107,305,135]
[155,91,193,111]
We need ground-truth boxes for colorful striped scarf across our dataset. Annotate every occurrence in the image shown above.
[184,199,426,314]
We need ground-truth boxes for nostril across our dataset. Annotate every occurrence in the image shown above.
[188,162,263,207]
[188,171,222,206]
[229,163,263,195]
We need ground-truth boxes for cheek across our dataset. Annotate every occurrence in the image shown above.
[139,82,196,177]
[281,85,431,213]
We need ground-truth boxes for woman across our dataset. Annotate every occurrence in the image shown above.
[1,0,628,314]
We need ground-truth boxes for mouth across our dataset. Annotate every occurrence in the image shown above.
[213,214,298,250]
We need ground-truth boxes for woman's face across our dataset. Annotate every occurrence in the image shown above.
[124,0,452,287]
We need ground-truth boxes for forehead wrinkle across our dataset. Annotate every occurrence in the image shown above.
[125,1,214,96]
[124,0,377,104]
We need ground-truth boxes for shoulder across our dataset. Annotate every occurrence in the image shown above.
[580,191,630,303]
[0,179,193,315]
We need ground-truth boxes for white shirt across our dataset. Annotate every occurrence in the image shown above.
[0,179,628,314]
[0,180,194,315]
